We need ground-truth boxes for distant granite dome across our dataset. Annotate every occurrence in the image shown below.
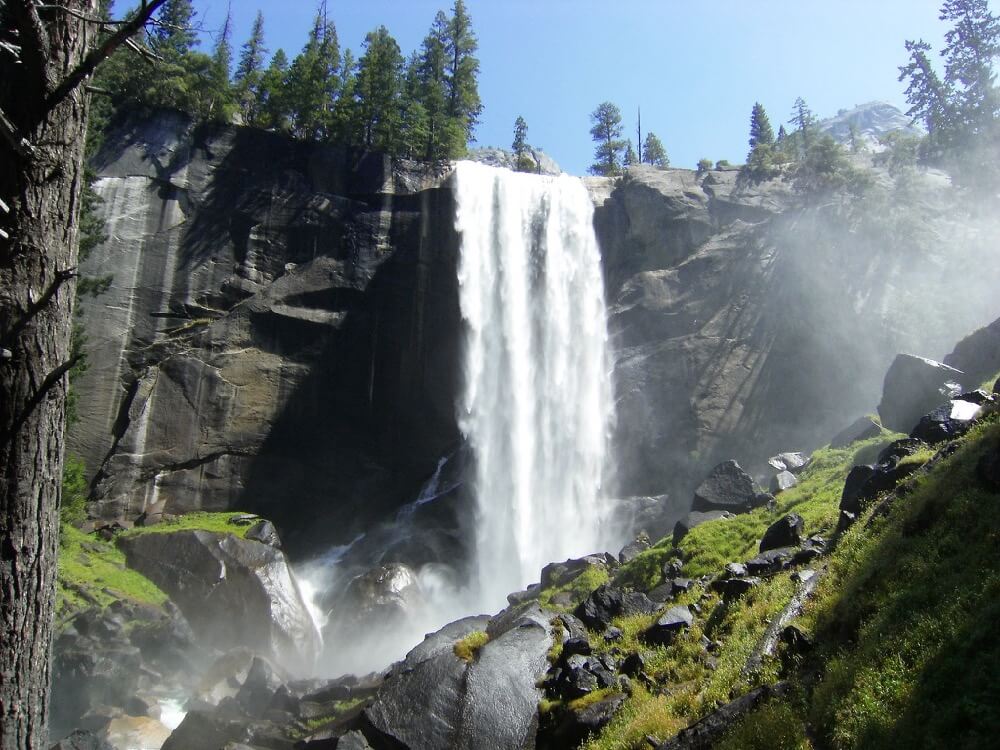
[468,146,562,175]
[817,101,923,150]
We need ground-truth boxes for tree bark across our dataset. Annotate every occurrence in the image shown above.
[0,3,97,745]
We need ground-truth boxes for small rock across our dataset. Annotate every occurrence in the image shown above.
[769,471,798,494]
[620,652,646,677]
[723,562,747,579]
[227,514,260,527]
[49,731,116,750]
[618,534,651,564]
[791,547,822,565]
[641,606,693,647]
[910,400,982,444]
[603,626,623,643]
[711,577,760,600]
[759,514,804,552]
[245,520,281,548]
[692,461,767,514]
[767,452,811,474]
[575,585,658,631]
[745,548,793,575]
[562,637,592,658]
[837,510,857,532]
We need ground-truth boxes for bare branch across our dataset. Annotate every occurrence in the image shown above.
[123,35,161,64]
[1,267,78,348]
[44,0,167,114]
[0,355,82,448]
[0,105,38,161]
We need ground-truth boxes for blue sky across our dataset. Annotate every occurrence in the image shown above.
[186,0,957,174]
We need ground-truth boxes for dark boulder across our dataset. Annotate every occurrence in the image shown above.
[641,606,693,647]
[840,465,876,515]
[911,399,984,444]
[235,656,283,716]
[692,461,766,514]
[830,415,881,448]
[160,711,258,750]
[711,577,760,600]
[759,514,804,552]
[551,653,616,699]
[745,547,793,575]
[977,441,1000,489]
[673,511,733,545]
[575,585,659,631]
[618,534,652,563]
[118,530,320,671]
[539,692,627,750]
[245,519,282,548]
[540,554,612,590]
[769,471,798,494]
[656,682,790,749]
[877,354,963,433]
[335,563,425,632]
[766,452,811,474]
[621,652,646,677]
[944,316,1000,390]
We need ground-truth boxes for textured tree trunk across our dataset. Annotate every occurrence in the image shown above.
[0,3,96,747]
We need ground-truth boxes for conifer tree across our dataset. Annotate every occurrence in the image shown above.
[415,12,460,160]
[286,8,341,140]
[234,11,268,125]
[207,7,236,122]
[153,0,198,57]
[642,132,669,167]
[939,0,1000,131]
[257,48,291,130]
[789,97,815,140]
[352,26,405,151]
[589,101,627,176]
[748,102,775,149]
[623,139,638,166]
[512,115,533,171]
[444,0,482,154]
[332,48,358,143]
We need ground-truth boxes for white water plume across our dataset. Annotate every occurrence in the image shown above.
[454,160,614,609]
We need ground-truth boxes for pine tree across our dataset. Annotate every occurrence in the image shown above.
[444,0,482,155]
[351,26,405,152]
[939,0,1000,132]
[899,39,953,136]
[414,12,461,160]
[207,7,236,122]
[789,97,815,139]
[623,139,638,167]
[258,48,291,130]
[332,48,358,143]
[589,101,627,176]
[642,132,668,167]
[153,0,198,57]
[286,9,341,140]
[234,11,268,125]
[512,115,533,171]
[398,52,429,159]
[748,102,775,149]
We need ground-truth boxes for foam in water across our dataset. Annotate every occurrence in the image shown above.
[454,160,614,608]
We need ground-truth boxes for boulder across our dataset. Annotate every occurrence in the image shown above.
[692,461,767,514]
[877,354,964,433]
[337,563,424,628]
[840,465,876,515]
[672,511,734,545]
[539,692,627,749]
[642,606,693,646]
[49,731,115,750]
[745,547,794,575]
[759,514,804,552]
[160,711,258,750]
[977,442,1000,489]
[245,519,281,548]
[618,534,651,563]
[910,398,985,443]
[117,530,320,671]
[830,416,881,448]
[550,653,615,699]
[767,452,811,474]
[711,577,761,600]
[540,554,614,590]
[575,585,659,631]
[769,471,798,494]
[656,682,790,749]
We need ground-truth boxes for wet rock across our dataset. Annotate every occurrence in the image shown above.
[910,399,984,444]
[618,533,652,563]
[767,452,811,474]
[830,415,881,448]
[338,563,425,631]
[245,519,281,548]
[118,530,319,671]
[759,514,804,552]
[840,465,876,515]
[539,692,627,750]
[769,470,798,494]
[672,511,734,545]
[641,606,693,647]
[235,657,282,716]
[692,461,767,514]
[553,613,588,642]
[160,711,257,750]
[745,547,793,575]
[575,585,659,631]
[877,354,963,433]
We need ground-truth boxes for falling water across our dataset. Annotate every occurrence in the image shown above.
[454,161,614,608]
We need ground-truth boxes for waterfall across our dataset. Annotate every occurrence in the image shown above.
[454,161,613,608]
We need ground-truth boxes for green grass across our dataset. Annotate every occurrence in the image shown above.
[60,454,89,526]
[706,417,1000,749]
[118,511,257,539]
[676,433,899,577]
[453,630,490,662]
[57,523,168,621]
[539,564,610,610]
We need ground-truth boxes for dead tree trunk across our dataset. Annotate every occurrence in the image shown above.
[0,3,163,747]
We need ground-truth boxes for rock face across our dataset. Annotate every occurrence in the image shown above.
[944,315,1000,388]
[593,163,1000,507]
[117,530,320,671]
[71,114,463,557]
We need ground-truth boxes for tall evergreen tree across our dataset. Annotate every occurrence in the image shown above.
[512,115,533,171]
[206,6,236,122]
[444,0,482,155]
[623,139,638,167]
[257,48,291,130]
[642,132,668,167]
[789,97,815,138]
[939,0,1000,131]
[286,9,341,140]
[332,48,358,143]
[234,11,268,125]
[351,26,404,151]
[899,39,953,137]
[589,101,627,176]
[748,102,775,149]
[152,0,198,57]
[414,12,460,160]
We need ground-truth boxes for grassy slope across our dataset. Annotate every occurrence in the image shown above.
[718,416,1000,749]
[57,511,256,623]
